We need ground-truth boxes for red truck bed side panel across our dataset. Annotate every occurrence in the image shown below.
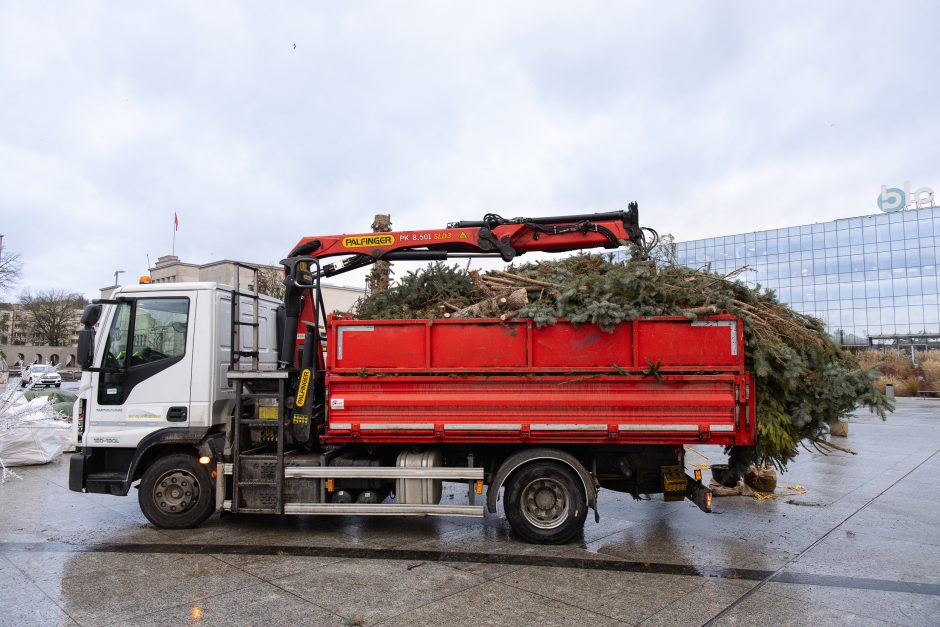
[322,315,755,447]
[323,373,754,446]
[329,316,744,374]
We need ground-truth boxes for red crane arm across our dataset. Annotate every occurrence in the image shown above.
[279,204,644,371]
[287,204,641,276]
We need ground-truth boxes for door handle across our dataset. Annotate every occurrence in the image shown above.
[167,406,188,422]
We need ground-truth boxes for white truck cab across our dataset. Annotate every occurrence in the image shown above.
[70,282,280,501]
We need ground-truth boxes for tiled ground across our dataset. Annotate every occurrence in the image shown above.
[1,399,938,625]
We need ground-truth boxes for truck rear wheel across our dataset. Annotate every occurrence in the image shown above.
[504,461,587,544]
[138,454,214,529]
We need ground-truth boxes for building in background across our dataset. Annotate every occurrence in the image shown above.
[666,205,940,349]
[100,255,366,316]
[0,302,84,367]
[0,302,44,346]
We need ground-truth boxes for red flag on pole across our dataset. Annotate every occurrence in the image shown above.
[174,212,179,231]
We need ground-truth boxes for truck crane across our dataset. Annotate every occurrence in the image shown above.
[69,203,754,544]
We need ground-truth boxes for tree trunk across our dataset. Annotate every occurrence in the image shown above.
[452,288,528,319]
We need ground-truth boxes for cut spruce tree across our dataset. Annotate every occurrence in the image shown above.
[352,254,892,471]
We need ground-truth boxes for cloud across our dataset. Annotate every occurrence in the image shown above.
[0,1,938,299]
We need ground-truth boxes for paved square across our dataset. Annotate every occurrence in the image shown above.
[1,399,938,625]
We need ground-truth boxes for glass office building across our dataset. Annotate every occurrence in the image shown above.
[668,205,940,347]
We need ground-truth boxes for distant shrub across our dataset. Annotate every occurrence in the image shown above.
[858,349,940,395]
[921,361,940,391]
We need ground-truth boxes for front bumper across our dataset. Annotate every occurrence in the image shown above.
[68,449,133,495]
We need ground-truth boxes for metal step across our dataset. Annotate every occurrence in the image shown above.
[238,419,279,427]
[227,370,291,380]
[234,507,280,514]
[85,472,127,482]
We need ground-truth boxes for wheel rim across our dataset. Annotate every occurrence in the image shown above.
[520,477,569,530]
[153,469,199,515]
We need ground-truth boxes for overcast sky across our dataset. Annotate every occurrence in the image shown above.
[1,2,937,300]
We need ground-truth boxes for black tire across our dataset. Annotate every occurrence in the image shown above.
[54,383,61,388]
[138,453,214,529]
[504,461,587,544]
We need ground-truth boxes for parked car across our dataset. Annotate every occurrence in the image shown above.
[21,364,62,388]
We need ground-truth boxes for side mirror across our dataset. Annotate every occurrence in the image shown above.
[77,328,95,369]
[81,303,103,326]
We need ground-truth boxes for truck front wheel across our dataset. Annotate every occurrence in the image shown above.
[504,461,587,544]
[138,454,214,529]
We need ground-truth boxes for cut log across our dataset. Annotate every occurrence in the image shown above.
[482,276,517,287]
[469,270,495,297]
[452,288,528,319]
[683,305,718,316]
[491,270,560,289]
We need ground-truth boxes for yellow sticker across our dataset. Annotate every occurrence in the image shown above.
[258,406,278,421]
[459,231,468,239]
[342,234,394,248]
[296,369,311,407]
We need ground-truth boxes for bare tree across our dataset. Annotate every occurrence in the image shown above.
[255,266,286,300]
[19,289,87,346]
[0,249,23,294]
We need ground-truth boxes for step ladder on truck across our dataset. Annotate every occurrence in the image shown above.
[68,204,754,544]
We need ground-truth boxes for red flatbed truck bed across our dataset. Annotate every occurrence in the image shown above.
[322,314,755,448]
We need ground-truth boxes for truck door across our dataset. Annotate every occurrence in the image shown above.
[84,295,194,448]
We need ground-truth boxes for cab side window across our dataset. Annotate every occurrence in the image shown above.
[130,298,189,365]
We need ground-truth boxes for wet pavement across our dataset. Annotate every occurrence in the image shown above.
[1,399,938,626]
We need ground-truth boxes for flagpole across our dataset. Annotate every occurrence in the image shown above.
[172,219,176,256]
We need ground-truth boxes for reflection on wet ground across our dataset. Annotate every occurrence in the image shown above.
[1,399,938,625]
[5,539,940,597]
